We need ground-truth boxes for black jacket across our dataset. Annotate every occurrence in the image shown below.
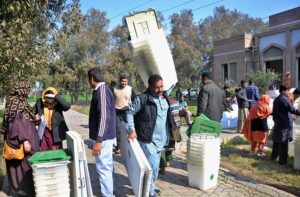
[134,90,176,143]
[34,95,71,143]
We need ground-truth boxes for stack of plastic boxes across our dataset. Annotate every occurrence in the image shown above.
[28,149,71,197]
[294,132,300,169]
[124,9,178,91]
[186,114,221,190]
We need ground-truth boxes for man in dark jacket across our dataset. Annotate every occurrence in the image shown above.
[88,67,116,197]
[197,72,225,122]
[271,85,300,165]
[236,80,249,133]
[127,74,175,197]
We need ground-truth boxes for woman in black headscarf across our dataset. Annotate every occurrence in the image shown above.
[1,82,39,197]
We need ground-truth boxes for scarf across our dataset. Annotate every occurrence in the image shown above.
[0,82,35,134]
[242,94,272,140]
[42,87,58,130]
[256,95,272,119]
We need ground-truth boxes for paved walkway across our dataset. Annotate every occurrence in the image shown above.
[62,110,295,197]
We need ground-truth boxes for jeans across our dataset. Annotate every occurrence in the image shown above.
[94,138,115,197]
[139,143,161,195]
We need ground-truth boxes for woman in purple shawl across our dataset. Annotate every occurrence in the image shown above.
[1,82,39,196]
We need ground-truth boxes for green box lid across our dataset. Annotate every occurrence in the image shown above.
[28,149,71,165]
[186,114,222,137]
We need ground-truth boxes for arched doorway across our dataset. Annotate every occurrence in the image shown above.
[263,46,283,75]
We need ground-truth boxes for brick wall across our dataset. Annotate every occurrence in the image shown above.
[269,7,300,29]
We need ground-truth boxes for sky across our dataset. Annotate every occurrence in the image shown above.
[77,0,300,30]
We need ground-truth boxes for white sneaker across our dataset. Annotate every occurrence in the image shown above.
[257,152,266,157]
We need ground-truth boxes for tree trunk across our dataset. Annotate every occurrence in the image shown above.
[71,95,74,104]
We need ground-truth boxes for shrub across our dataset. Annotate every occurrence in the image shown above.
[247,69,280,94]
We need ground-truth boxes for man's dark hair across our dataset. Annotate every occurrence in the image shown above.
[223,85,229,90]
[148,74,163,87]
[279,85,288,93]
[235,87,241,93]
[88,67,104,82]
[119,74,129,81]
[240,80,246,85]
[293,88,300,95]
[248,80,253,85]
[201,72,211,80]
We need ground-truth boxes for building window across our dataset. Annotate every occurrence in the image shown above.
[222,63,237,82]
[229,63,237,82]
[222,64,228,82]
[137,21,150,35]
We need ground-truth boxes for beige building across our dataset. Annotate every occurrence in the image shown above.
[213,7,300,87]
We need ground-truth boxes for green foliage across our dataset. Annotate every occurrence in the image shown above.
[168,10,202,88]
[52,2,110,103]
[0,109,3,125]
[107,24,143,92]
[0,0,66,95]
[247,69,280,94]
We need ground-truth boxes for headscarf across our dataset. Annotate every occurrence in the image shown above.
[0,82,35,134]
[42,87,58,130]
[256,94,272,119]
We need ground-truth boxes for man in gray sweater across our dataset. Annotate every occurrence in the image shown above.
[197,72,226,122]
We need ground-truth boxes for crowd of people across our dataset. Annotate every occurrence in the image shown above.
[2,68,300,197]
[227,74,300,165]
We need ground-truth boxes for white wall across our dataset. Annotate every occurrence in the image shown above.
[259,32,286,51]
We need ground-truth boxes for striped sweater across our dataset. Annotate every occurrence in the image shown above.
[89,83,116,142]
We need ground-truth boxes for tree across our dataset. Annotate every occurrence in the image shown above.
[247,69,280,94]
[168,9,202,88]
[108,24,144,92]
[53,2,110,103]
[0,0,66,96]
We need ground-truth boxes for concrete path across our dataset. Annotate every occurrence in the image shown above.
[63,110,295,197]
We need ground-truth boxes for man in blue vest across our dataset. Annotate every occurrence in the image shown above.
[127,74,175,197]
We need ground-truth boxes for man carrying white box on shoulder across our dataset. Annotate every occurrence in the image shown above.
[126,74,176,197]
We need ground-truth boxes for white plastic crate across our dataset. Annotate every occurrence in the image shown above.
[187,163,219,191]
[187,135,221,190]
[31,161,70,197]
